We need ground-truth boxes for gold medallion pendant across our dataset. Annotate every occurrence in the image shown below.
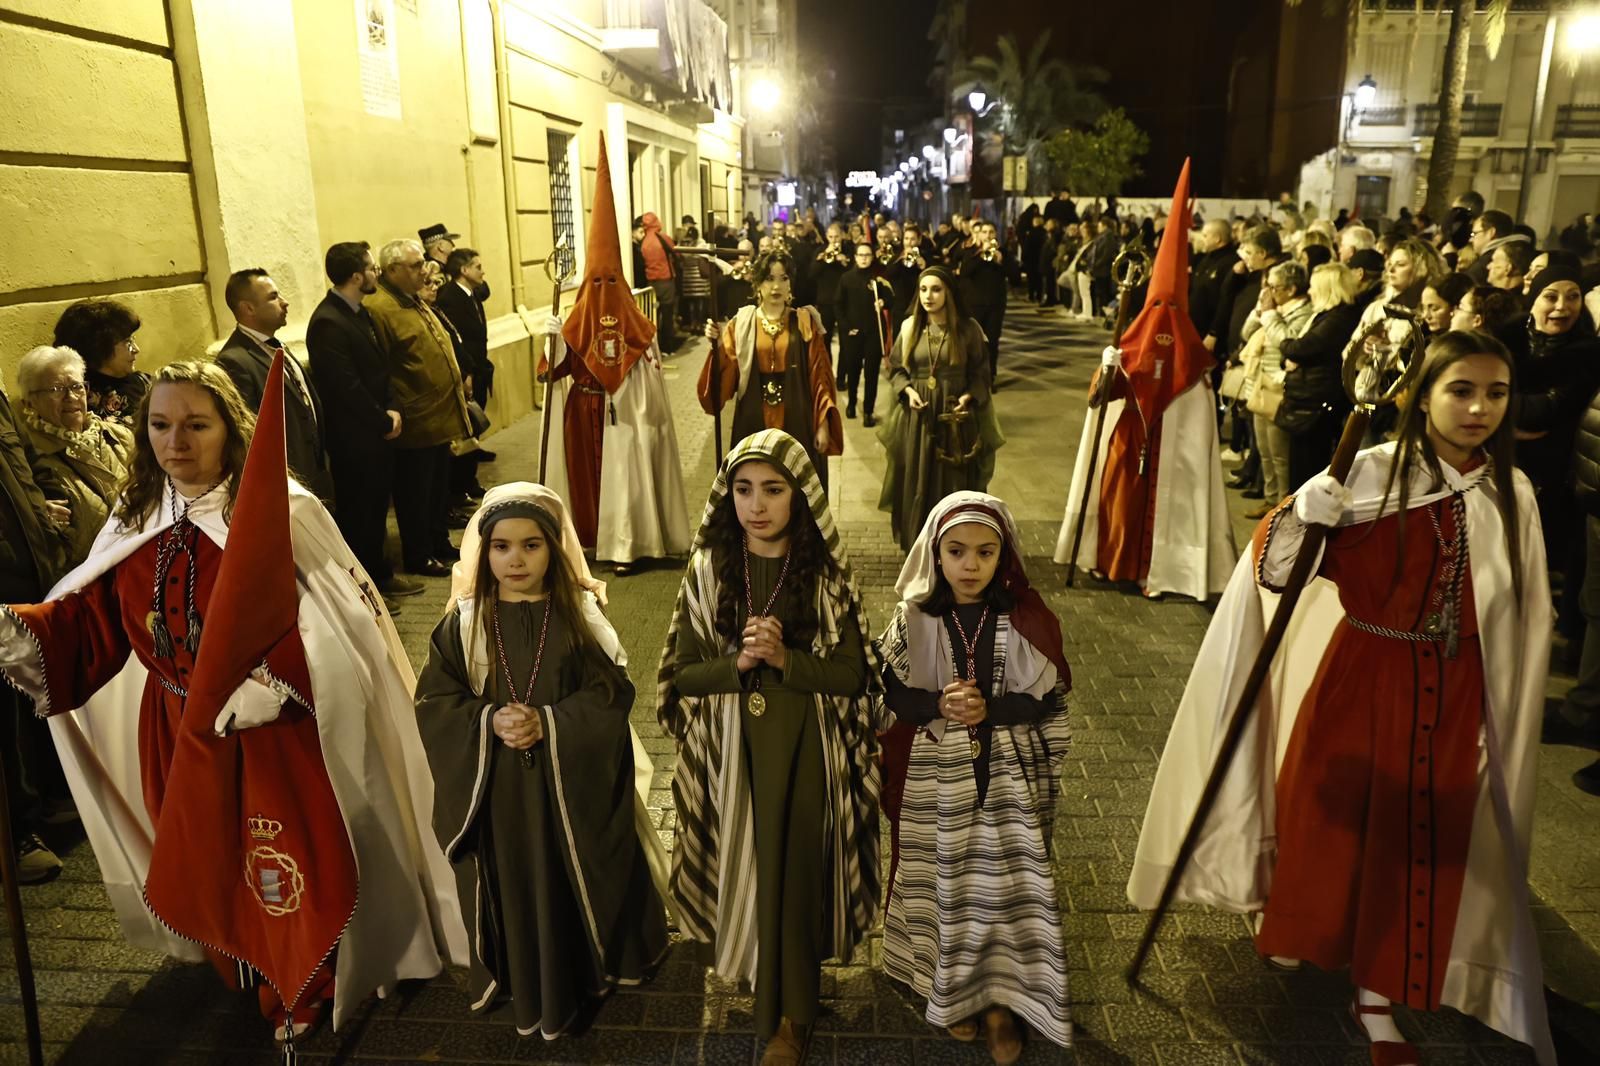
[748,691,767,717]
[969,738,982,761]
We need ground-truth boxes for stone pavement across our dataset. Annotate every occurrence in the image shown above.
[3,300,1600,1065]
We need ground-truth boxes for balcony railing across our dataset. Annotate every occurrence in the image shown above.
[1413,103,1501,138]
[1557,104,1600,138]
[1358,105,1406,127]
[603,0,733,112]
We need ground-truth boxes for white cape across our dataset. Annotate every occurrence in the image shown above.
[1127,444,1554,1064]
[1053,381,1235,599]
[15,484,468,1030]
[543,336,692,564]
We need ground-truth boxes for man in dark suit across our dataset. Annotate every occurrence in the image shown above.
[304,242,423,607]
[436,248,492,408]
[215,269,333,502]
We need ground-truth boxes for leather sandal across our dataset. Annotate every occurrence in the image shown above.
[946,1015,979,1042]
[983,1005,1023,1066]
[759,1017,812,1066]
[1349,998,1420,1066]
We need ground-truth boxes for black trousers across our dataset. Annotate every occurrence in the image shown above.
[0,687,49,842]
[330,444,395,581]
[976,308,1004,380]
[838,332,883,415]
[1567,515,1600,716]
[393,443,452,569]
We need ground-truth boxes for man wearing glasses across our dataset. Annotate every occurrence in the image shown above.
[1463,209,1529,285]
[365,239,472,579]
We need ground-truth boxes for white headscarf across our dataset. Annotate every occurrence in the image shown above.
[894,490,1015,603]
[447,482,606,609]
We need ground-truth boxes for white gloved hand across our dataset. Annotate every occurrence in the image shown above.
[1292,474,1351,528]
[543,313,568,369]
[1100,345,1122,369]
[213,673,287,737]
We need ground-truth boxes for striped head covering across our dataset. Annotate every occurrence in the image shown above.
[655,428,883,978]
[896,490,1070,685]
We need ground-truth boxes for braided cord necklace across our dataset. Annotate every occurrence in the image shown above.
[147,479,213,660]
[948,605,991,762]
[741,534,791,717]
[491,597,552,766]
[1425,494,1470,660]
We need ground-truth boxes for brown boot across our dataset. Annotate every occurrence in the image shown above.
[984,1005,1023,1066]
[946,1015,979,1042]
[760,1018,812,1065]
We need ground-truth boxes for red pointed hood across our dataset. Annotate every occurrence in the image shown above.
[561,132,655,394]
[1118,158,1210,426]
[185,351,298,721]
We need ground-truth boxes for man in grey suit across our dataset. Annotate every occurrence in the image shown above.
[215,268,333,502]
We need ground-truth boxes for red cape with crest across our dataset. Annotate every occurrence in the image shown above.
[1097,159,1213,581]
[142,352,357,1018]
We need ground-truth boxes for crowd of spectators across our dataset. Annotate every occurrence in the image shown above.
[0,223,497,880]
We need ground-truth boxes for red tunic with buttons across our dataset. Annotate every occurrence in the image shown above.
[8,527,339,1018]
[1254,498,1480,1011]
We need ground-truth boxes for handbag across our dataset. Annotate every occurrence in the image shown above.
[1247,373,1284,419]
[1219,363,1248,401]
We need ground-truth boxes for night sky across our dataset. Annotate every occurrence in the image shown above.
[807,0,1243,197]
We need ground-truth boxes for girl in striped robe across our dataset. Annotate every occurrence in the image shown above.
[658,429,882,1066]
[876,490,1072,1062]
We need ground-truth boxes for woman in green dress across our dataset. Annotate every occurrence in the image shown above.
[415,483,669,1038]
[658,429,882,1066]
[877,265,1005,550]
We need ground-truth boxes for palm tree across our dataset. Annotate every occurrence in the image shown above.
[958,31,1106,193]
[1288,0,1510,219]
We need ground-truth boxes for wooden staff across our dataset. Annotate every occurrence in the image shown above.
[1125,316,1425,987]
[537,237,575,484]
[1064,247,1150,587]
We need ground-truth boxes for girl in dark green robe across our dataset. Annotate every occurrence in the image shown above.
[658,430,883,1066]
[415,484,668,1038]
[876,265,1006,551]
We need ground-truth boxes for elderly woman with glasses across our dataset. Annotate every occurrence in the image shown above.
[14,345,133,566]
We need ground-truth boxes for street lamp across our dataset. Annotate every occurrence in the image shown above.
[1569,12,1600,52]
[1353,73,1377,112]
[943,127,957,145]
[968,88,987,114]
[751,77,781,112]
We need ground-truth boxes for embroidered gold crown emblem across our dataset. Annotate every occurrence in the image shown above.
[248,814,283,841]
[600,314,619,328]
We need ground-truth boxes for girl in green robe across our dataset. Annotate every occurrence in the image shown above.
[415,483,669,1038]
[658,429,882,1066]
[876,265,1006,551]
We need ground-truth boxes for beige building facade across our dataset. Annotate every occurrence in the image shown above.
[1304,2,1600,237]
[0,0,747,429]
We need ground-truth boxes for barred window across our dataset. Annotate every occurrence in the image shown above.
[547,130,578,278]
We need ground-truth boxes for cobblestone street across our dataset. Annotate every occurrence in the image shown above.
[3,307,1600,1065]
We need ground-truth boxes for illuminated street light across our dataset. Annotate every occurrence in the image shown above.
[1353,74,1377,111]
[751,77,781,112]
[968,88,987,113]
[943,127,957,145]
[921,145,937,160]
[1569,12,1600,52]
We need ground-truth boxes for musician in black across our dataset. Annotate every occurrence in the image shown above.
[887,221,940,330]
[834,242,893,426]
[957,220,1011,382]
[812,222,852,354]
